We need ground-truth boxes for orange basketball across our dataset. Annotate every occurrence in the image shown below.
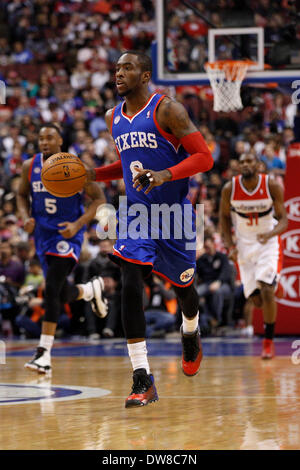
[41,152,87,197]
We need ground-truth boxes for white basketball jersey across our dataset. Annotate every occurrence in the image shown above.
[230,174,276,240]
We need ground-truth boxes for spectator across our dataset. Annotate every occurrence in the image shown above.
[89,111,108,140]
[16,242,34,270]
[88,239,120,283]
[260,144,285,173]
[233,140,250,160]
[182,13,208,39]
[1,125,26,157]
[13,96,40,121]
[4,143,25,177]
[15,282,72,339]
[143,275,177,339]
[11,41,33,64]
[196,234,234,330]
[70,62,91,90]
[94,129,111,160]
[90,61,110,90]
[205,132,221,163]
[68,130,88,155]
[0,240,25,337]
[203,199,217,229]
[0,240,25,288]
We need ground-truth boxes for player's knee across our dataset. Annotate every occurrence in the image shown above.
[44,280,58,301]
[259,283,275,302]
[251,295,263,308]
[121,262,143,292]
[173,283,195,300]
[174,283,199,319]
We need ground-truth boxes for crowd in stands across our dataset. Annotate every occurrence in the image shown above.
[166,0,300,73]
[0,0,296,340]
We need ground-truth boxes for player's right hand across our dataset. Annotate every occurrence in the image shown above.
[24,217,35,234]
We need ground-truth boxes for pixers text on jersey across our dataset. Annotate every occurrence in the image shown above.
[115,132,158,153]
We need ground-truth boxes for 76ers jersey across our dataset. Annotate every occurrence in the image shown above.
[29,153,85,231]
[110,93,196,287]
[29,153,85,274]
[111,93,190,207]
[230,174,276,241]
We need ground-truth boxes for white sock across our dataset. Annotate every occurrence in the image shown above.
[39,334,54,352]
[78,282,94,301]
[182,312,200,335]
[127,341,150,374]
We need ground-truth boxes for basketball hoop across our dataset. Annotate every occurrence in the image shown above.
[205,60,252,112]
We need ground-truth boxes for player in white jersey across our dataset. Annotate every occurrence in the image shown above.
[220,153,288,359]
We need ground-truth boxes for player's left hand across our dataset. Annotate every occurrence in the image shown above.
[257,233,270,244]
[132,167,172,195]
[58,221,80,238]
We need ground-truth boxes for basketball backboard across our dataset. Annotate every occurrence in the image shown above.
[152,0,300,85]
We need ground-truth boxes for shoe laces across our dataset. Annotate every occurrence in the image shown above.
[131,370,152,395]
[182,331,200,362]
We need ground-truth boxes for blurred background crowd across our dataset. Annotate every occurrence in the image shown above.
[0,0,297,340]
[166,0,300,73]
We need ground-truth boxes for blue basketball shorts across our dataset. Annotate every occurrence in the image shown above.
[112,210,196,287]
[34,225,83,277]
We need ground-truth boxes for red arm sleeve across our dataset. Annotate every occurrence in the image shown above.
[95,160,123,182]
[167,132,214,181]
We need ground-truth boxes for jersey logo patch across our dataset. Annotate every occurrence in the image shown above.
[114,116,120,125]
[180,268,195,283]
[56,241,70,254]
[34,167,41,174]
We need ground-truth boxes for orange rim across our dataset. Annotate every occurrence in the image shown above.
[205,60,253,81]
[205,59,255,70]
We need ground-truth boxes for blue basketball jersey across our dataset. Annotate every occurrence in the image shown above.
[29,153,85,232]
[29,153,85,275]
[111,93,190,207]
[111,93,196,287]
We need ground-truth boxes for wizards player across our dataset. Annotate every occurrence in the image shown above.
[17,123,107,375]
[87,51,213,407]
[220,153,287,359]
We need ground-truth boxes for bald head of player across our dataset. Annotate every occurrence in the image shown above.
[115,50,152,98]
[38,123,63,160]
[239,152,259,180]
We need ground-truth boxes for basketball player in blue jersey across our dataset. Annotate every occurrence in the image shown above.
[17,123,108,375]
[87,50,213,407]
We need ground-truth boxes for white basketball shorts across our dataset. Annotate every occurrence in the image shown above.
[237,236,283,298]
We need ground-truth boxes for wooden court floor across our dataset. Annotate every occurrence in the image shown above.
[1,343,300,450]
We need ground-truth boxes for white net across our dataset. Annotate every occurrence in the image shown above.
[205,61,250,113]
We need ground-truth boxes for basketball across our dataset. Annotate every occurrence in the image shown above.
[41,152,87,197]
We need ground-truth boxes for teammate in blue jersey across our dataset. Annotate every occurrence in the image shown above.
[87,51,213,407]
[17,123,108,375]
